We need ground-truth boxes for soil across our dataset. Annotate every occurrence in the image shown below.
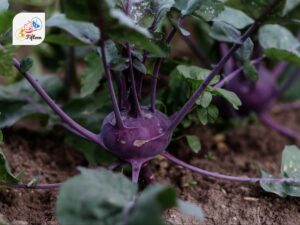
[0,109,300,225]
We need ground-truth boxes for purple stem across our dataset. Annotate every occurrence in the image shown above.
[100,42,125,129]
[130,161,143,184]
[162,152,300,183]
[214,56,265,88]
[125,0,132,15]
[219,43,235,75]
[107,161,125,170]
[273,100,300,112]
[12,58,103,147]
[272,62,288,80]
[260,113,300,139]
[127,44,142,117]
[150,17,184,111]
[181,34,211,68]
[0,181,61,190]
[168,0,282,132]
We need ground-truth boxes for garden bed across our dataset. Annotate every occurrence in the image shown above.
[1,109,299,225]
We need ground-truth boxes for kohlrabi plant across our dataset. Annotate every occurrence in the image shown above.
[1,0,300,224]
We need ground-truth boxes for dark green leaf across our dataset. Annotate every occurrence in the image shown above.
[80,52,104,97]
[212,88,241,109]
[209,21,241,43]
[282,0,300,16]
[44,34,88,46]
[126,184,177,225]
[0,75,63,128]
[0,11,14,34]
[213,6,254,29]
[197,105,219,125]
[258,24,300,65]
[186,135,201,153]
[174,0,202,15]
[56,168,137,225]
[20,57,34,73]
[236,38,254,61]
[243,59,258,81]
[0,47,15,77]
[0,130,2,144]
[152,0,175,29]
[46,13,100,44]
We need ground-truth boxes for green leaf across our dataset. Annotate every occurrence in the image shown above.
[152,0,175,29]
[282,0,300,16]
[243,59,258,81]
[194,0,224,21]
[186,135,201,153]
[0,130,2,144]
[0,0,9,13]
[177,200,204,221]
[236,38,254,61]
[197,105,219,125]
[209,21,241,44]
[80,52,104,97]
[46,13,100,44]
[260,145,300,197]
[174,0,203,15]
[241,0,269,18]
[0,11,14,34]
[212,88,241,109]
[20,57,34,73]
[56,168,137,225]
[0,47,14,77]
[126,184,177,225]
[258,24,300,66]
[44,34,88,46]
[0,75,63,128]
[0,149,18,183]
[196,91,212,108]
[213,6,254,29]
[175,65,220,84]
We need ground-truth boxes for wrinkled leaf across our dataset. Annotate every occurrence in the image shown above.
[56,168,137,225]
